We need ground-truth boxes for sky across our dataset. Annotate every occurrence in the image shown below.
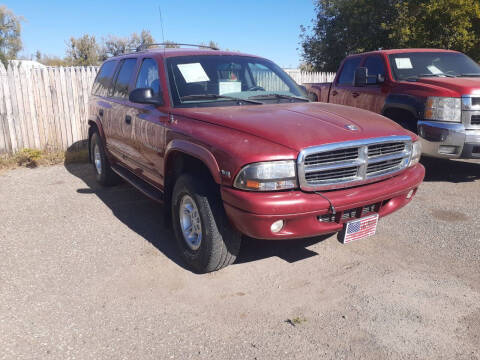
[5,0,316,68]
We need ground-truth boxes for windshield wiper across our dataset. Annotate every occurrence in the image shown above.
[458,73,480,77]
[417,73,457,78]
[180,94,262,105]
[247,93,309,102]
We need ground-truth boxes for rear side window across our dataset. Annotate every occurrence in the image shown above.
[112,58,137,98]
[92,61,117,96]
[135,58,160,95]
[337,57,362,85]
[364,56,385,79]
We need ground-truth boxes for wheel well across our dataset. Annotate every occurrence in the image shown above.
[383,108,417,133]
[164,151,218,225]
[87,121,99,163]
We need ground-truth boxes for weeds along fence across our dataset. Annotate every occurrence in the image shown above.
[0,64,336,155]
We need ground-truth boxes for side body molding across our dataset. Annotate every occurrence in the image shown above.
[164,139,222,184]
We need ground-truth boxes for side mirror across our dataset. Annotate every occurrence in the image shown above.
[354,67,368,87]
[129,88,164,106]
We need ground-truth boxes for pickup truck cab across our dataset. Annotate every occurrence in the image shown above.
[88,44,424,273]
[305,49,480,159]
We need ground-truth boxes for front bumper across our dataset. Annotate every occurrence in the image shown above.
[418,121,480,159]
[221,164,425,240]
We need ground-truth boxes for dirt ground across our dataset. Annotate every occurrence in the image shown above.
[0,158,479,360]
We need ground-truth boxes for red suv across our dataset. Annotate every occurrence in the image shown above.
[88,44,425,272]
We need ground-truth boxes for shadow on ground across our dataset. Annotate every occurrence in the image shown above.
[421,157,480,183]
[65,162,329,272]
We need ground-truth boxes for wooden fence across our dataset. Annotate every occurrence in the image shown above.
[0,64,335,154]
[284,69,336,84]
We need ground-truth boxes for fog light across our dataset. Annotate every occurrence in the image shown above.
[406,189,415,199]
[271,220,284,233]
[438,145,458,155]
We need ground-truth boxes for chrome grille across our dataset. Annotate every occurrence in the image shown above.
[297,136,412,191]
[305,166,358,183]
[367,158,403,175]
[304,148,359,165]
[461,95,480,129]
[368,142,405,157]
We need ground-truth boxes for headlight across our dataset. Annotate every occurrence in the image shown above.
[424,97,461,122]
[409,141,422,167]
[234,160,297,191]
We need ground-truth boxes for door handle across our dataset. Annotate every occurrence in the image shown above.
[125,115,132,124]
[331,90,338,96]
[352,92,360,98]
[99,109,104,117]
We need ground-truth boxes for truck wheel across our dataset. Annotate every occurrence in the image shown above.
[172,174,241,273]
[90,132,121,186]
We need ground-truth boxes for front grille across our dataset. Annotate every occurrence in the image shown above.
[367,158,403,174]
[471,115,480,125]
[298,136,412,191]
[305,148,358,165]
[305,166,357,183]
[317,202,381,223]
[368,142,405,157]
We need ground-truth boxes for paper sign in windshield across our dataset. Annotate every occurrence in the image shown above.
[395,58,413,69]
[177,63,210,83]
[427,65,443,75]
[219,81,241,95]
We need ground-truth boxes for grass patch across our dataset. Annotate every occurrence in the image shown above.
[0,147,89,173]
[285,316,307,327]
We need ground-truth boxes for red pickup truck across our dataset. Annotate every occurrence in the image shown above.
[305,49,480,159]
[88,44,424,272]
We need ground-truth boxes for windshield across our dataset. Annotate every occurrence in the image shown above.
[388,52,480,80]
[166,55,307,107]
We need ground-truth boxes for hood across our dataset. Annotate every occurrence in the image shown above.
[174,102,411,151]
[412,77,480,96]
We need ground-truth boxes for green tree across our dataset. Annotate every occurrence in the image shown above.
[66,34,100,66]
[386,0,480,61]
[0,5,23,67]
[101,30,156,58]
[301,0,480,71]
[300,0,399,71]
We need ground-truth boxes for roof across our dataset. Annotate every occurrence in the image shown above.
[353,48,461,57]
[109,47,260,61]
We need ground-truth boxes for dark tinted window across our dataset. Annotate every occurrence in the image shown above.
[135,58,160,95]
[338,57,362,85]
[364,56,385,79]
[112,58,137,98]
[92,61,117,96]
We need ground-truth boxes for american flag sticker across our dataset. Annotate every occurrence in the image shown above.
[342,214,379,244]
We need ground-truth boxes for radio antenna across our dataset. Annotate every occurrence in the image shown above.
[158,5,166,56]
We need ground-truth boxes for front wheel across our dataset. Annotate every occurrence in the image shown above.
[172,174,241,273]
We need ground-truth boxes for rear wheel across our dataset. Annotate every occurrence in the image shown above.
[90,132,121,186]
[172,174,241,273]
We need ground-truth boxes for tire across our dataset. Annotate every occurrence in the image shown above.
[90,132,121,186]
[172,174,241,273]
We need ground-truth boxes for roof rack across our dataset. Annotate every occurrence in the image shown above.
[136,43,220,52]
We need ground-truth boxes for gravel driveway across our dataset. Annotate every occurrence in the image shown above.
[0,158,479,360]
